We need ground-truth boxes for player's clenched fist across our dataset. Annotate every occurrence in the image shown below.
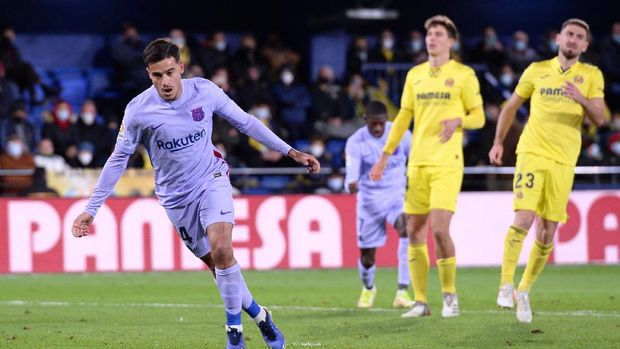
[488,143,504,166]
[72,212,94,238]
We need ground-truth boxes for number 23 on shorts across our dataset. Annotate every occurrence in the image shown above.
[514,172,535,189]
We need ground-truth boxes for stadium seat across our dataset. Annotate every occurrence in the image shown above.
[87,67,114,98]
[327,139,346,168]
[48,68,88,105]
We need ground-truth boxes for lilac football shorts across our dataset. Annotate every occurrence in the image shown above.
[356,198,403,249]
[164,173,235,258]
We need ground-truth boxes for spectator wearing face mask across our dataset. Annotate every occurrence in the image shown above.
[34,138,68,173]
[236,65,273,111]
[199,31,229,78]
[506,30,539,72]
[0,134,34,194]
[601,22,620,110]
[498,64,517,92]
[471,26,505,72]
[403,30,428,65]
[0,100,37,153]
[42,100,79,161]
[243,102,288,167]
[305,135,333,167]
[346,36,370,77]
[315,171,345,195]
[311,65,357,139]
[68,141,96,169]
[75,100,110,166]
[169,28,197,67]
[261,32,301,79]
[231,34,266,83]
[537,30,560,59]
[370,29,403,64]
[271,66,311,141]
[292,135,334,193]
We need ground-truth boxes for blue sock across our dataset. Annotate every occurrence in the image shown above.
[226,311,242,326]
[245,300,261,318]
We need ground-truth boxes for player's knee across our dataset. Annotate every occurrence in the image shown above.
[360,254,375,268]
[210,244,234,266]
[514,210,536,230]
[431,227,450,243]
[394,215,407,237]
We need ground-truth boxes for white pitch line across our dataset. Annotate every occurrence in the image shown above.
[1,300,619,318]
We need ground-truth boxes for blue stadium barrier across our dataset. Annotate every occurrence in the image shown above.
[260,175,292,191]
[293,139,310,152]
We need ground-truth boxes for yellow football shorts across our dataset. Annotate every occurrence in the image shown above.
[404,166,463,214]
[513,152,574,223]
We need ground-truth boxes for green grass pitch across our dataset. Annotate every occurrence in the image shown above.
[1,265,619,348]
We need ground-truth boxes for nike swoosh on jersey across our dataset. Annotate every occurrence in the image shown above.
[220,210,231,215]
[151,123,165,130]
[540,74,550,79]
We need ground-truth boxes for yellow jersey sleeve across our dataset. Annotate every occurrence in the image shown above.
[384,108,414,154]
[400,70,415,112]
[384,69,415,154]
[587,67,605,99]
[514,63,536,99]
[462,70,483,111]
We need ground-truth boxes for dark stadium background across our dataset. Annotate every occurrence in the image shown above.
[1,1,616,64]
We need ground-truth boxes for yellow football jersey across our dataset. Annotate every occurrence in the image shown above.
[515,57,605,165]
[384,60,483,167]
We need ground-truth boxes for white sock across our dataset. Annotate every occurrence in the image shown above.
[215,263,242,326]
[253,307,267,324]
[398,237,410,286]
[358,258,376,289]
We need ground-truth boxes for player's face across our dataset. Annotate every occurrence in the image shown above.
[556,24,589,60]
[365,114,387,138]
[147,57,185,101]
[426,25,454,57]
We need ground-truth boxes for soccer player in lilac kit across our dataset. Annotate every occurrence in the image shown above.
[345,101,413,309]
[71,38,320,349]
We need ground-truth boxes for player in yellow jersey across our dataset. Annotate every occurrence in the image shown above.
[370,15,485,318]
[489,18,606,323]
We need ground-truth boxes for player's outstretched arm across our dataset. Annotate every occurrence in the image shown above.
[489,93,526,166]
[73,147,132,237]
[288,149,320,173]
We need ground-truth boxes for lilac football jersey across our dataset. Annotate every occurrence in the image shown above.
[84,78,291,216]
[345,122,411,214]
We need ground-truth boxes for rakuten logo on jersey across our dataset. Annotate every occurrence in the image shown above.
[156,129,206,152]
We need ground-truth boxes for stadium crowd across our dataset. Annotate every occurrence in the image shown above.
[1,22,620,195]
